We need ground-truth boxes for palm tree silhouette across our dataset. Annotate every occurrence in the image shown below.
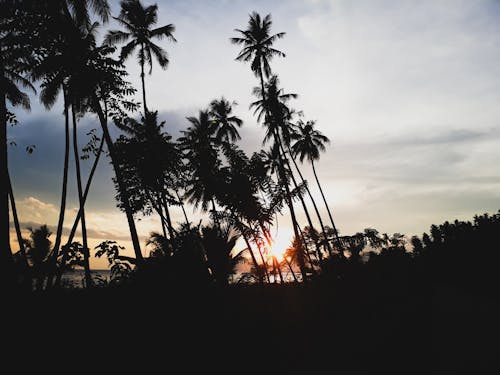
[0,31,35,268]
[179,110,222,226]
[104,0,176,115]
[26,225,52,290]
[30,1,111,287]
[209,97,243,142]
[292,120,342,255]
[252,77,326,266]
[201,224,245,286]
[232,12,308,281]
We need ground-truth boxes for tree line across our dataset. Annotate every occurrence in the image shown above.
[1,0,345,290]
[2,1,497,292]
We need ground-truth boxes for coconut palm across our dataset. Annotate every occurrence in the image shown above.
[292,120,342,254]
[232,13,308,280]
[104,0,176,115]
[209,97,243,143]
[179,110,221,223]
[0,9,37,271]
[201,224,244,287]
[231,12,285,90]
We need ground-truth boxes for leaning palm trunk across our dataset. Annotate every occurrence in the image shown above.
[8,171,28,268]
[230,212,265,284]
[92,95,144,262]
[0,87,12,271]
[279,145,324,266]
[259,72,308,281]
[46,89,70,289]
[71,104,92,287]
[251,231,271,283]
[311,159,343,258]
[175,189,190,227]
[287,145,333,257]
[55,136,105,287]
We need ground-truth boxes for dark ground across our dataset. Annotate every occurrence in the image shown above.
[4,278,498,374]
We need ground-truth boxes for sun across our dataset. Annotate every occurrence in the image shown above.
[267,228,294,261]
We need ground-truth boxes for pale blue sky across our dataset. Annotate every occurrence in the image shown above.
[9,0,500,265]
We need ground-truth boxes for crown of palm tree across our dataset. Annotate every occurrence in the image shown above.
[209,97,243,142]
[104,0,176,73]
[231,12,285,78]
[291,120,330,163]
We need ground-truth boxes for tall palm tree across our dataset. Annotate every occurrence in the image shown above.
[231,12,285,92]
[0,54,34,267]
[0,13,37,271]
[179,110,221,223]
[231,12,308,280]
[292,120,342,255]
[104,0,176,115]
[209,97,243,143]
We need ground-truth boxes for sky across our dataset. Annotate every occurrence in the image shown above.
[8,0,500,268]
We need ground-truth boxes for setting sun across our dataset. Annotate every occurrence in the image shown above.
[267,228,294,261]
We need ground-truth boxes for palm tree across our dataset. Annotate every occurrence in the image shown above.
[201,224,244,287]
[55,135,105,287]
[209,97,243,142]
[231,12,285,92]
[232,13,308,281]
[252,77,326,266]
[292,120,342,255]
[104,0,176,115]
[179,110,221,224]
[25,225,52,290]
[0,27,35,270]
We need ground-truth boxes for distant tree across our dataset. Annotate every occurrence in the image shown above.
[25,225,52,290]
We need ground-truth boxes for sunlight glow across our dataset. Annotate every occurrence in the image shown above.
[267,228,294,261]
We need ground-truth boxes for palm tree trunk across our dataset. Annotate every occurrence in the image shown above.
[280,148,324,265]
[273,256,285,283]
[175,189,190,228]
[287,145,332,257]
[283,254,298,283]
[311,159,343,258]
[251,231,271,283]
[8,171,28,268]
[211,198,220,229]
[0,88,13,273]
[46,88,70,288]
[93,95,144,263]
[259,70,308,281]
[140,46,148,115]
[71,104,92,287]
[241,233,264,284]
[54,136,104,287]
[161,191,176,240]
